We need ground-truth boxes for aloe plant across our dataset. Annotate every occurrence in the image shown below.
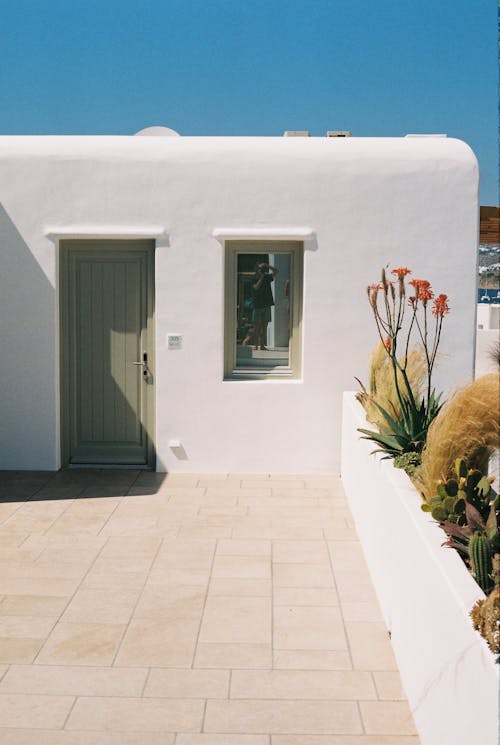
[359,266,449,460]
[359,389,442,458]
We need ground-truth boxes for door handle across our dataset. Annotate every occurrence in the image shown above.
[132,352,150,378]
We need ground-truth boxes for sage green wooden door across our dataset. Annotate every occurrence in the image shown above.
[60,240,155,467]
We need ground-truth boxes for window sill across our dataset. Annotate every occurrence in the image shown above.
[224,370,301,381]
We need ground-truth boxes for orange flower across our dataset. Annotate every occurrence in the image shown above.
[432,294,450,317]
[384,336,391,351]
[391,267,411,278]
[409,279,434,302]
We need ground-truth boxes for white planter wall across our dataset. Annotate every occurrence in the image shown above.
[341,391,498,745]
[0,135,479,472]
[477,303,500,330]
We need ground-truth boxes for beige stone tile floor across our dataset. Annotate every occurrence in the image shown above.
[0,469,420,744]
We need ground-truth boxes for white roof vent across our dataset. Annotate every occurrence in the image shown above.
[283,130,310,137]
[326,130,352,137]
[134,126,180,137]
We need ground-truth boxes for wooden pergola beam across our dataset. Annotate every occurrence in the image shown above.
[480,206,500,244]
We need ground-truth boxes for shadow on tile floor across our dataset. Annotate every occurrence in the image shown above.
[0,470,167,502]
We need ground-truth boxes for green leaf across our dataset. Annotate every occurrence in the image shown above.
[358,428,402,452]
[357,386,445,460]
[454,498,466,514]
[444,479,458,497]
[468,470,483,491]
[476,476,491,497]
[436,483,447,499]
[456,458,468,479]
[431,506,448,521]
[443,497,455,513]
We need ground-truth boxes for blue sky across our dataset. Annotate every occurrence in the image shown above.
[1,0,497,203]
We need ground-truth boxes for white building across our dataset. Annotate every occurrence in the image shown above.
[0,132,479,472]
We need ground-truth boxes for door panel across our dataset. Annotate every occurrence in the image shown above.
[60,240,155,467]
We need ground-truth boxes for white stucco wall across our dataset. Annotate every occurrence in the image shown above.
[341,392,498,745]
[0,135,479,472]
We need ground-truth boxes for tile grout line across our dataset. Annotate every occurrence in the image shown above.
[11,532,32,550]
[140,665,152,697]
[200,697,208,733]
[60,694,78,731]
[24,480,147,664]
[109,533,166,669]
[40,495,79,535]
[1,487,79,538]
[0,498,32,529]
[35,471,101,535]
[323,526,356,672]
[270,529,275,672]
[190,533,218,670]
[324,499,368,735]
[94,491,133,537]
[120,489,178,683]
[127,471,142,492]
[1,473,413,740]
[356,699,366,734]
[41,544,106,619]
[30,517,118,665]
[25,472,58,501]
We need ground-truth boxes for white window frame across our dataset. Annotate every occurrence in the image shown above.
[224,240,303,380]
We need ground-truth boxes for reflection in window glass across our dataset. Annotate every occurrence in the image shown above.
[224,241,303,379]
[236,252,291,370]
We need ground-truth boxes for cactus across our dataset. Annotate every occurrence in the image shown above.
[421,458,497,525]
[424,458,500,593]
[469,532,493,593]
[470,554,500,655]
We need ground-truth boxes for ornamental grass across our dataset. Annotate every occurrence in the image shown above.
[417,373,500,502]
[357,342,427,432]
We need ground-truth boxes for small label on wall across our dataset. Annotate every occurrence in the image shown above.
[167,334,183,350]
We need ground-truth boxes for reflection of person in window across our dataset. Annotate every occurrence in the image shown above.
[284,278,290,337]
[245,262,278,351]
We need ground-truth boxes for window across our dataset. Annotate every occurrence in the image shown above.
[224,241,303,379]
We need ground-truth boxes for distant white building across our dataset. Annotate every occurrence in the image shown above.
[0,132,479,472]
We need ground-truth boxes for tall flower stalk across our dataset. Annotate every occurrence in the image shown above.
[360,266,450,458]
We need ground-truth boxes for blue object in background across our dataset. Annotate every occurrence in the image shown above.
[478,288,500,304]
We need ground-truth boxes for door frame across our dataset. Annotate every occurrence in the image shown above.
[59,239,156,469]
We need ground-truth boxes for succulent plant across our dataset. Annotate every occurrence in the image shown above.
[424,458,500,593]
[469,532,493,593]
[421,458,498,525]
[470,554,500,655]
[394,451,422,476]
